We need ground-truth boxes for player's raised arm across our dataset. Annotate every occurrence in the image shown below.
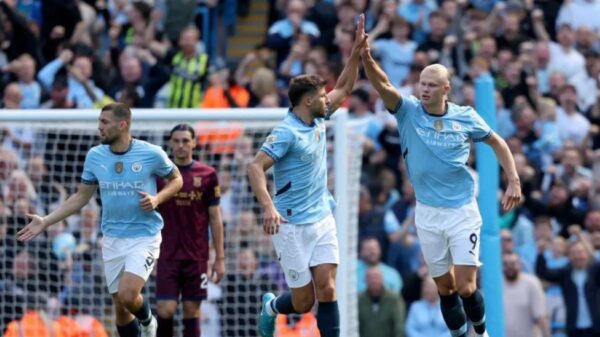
[17,183,97,241]
[326,14,368,113]
[247,151,287,235]
[484,132,522,211]
[361,34,402,113]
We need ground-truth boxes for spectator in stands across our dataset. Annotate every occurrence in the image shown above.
[359,266,405,337]
[398,0,438,43]
[536,239,600,337]
[556,85,591,147]
[1,82,23,109]
[108,51,170,108]
[503,252,551,337]
[524,181,585,238]
[267,0,320,67]
[247,67,286,107]
[37,49,105,109]
[555,0,600,33]
[533,13,586,83]
[348,88,384,155]
[358,187,388,253]
[0,2,42,66]
[154,26,210,108]
[3,54,42,109]
[405,277,449,337]
[39,76,74,109]
[0,147,19,193]
[26,156,67,215]
[221,248,277,337]
[4,170,39,214]
[367,16,417,88]
[583,210,600,257]
[357,237,402,293]
[542,147,592,195]
[519,216,554,273]
[4,294,65,337]
[202,60,250,108]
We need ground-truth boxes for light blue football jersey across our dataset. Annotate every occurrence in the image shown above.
[394,95,492,208]
[81,139,175,237]
[260,110,334,225]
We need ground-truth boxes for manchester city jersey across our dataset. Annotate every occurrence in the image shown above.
[394,95,492,208]
[260,110,334,224]
[81,139,175,237]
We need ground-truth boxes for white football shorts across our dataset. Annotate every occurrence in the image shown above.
[102,233,161,294]
[271,214,339,288]
[415,200,483,278]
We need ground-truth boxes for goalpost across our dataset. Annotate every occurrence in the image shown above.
[0,108,363,337]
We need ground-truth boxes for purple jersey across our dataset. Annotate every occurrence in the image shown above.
[157,161,220,261]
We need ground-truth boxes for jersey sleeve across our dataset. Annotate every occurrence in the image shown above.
[468,108,493,142]
[153,146,176,178]
[393,95,419,126]
[206,170,221,206]
[260,126,295,161]
[81,150,98,184]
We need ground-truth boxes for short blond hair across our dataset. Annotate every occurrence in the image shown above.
[421,64,451,84]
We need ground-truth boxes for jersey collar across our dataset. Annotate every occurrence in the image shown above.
[110,138,135,155]
[289,109,316,127]
[177,160,195,170]
[421,101,449,117]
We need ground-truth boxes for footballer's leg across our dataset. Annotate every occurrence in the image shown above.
[433,269,468,337]
[455,265,487,336]
[118,272,157,337]
[179,260,209,337]
[415,204,468,337]
[260,222,314,337]
[120,235,161,337]
[259,282,314,337]
[156,259,180,337]
[182,301,201,337]
[309,215,340,337]
[311,263,339,337]
[448,202,486,337]
[112,292,141,337]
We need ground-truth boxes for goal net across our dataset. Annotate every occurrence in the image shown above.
[0,108,363,337]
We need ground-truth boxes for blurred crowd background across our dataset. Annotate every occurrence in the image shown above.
[2,0,600,336]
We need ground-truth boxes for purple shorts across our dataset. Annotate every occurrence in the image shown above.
[156,259,208,301]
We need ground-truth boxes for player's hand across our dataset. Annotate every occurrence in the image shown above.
[351,14,368,55]
[263,205,288,235]
[17,214,47,242]
[501,180,522,212]
[211,257,225,283]
[138,191,159,211]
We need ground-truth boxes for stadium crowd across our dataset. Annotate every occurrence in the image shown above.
[1,0,600,336]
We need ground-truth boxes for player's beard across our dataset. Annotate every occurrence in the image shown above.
[311,102,328,119]
[100,132,118,145]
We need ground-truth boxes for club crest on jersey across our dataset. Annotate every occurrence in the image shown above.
[131,162,143,173]
[452,122,462,131]
[193,177,202,187]
[115,161,123,173]
[434,120,443,131]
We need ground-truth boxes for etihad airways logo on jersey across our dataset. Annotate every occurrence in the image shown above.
[99,180,145,196]
[416,127,467,147]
